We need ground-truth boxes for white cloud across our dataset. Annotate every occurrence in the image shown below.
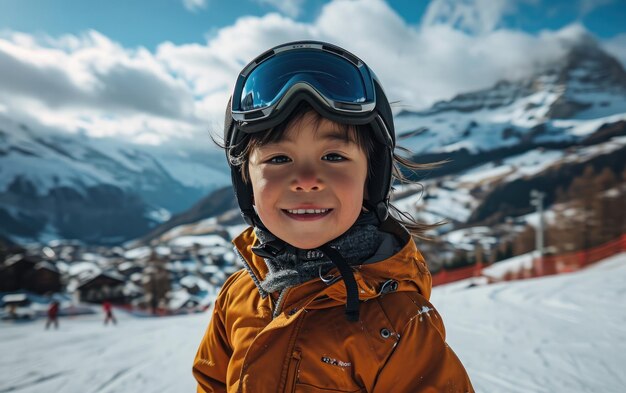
[156,12,314,124]
[304,0,580,108]
[421,0,539,35]
[0,30,203,147]
[182,0,207,13]
[0,30,195,119]
[578,0,613,17]
[0,0,622,150]
[255,0,305,18]
[422,0,512,35]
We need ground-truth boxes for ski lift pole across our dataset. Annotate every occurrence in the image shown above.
[530,190,545,276]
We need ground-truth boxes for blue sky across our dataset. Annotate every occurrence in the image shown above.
[0,0,625,150]
[1,0,624,50]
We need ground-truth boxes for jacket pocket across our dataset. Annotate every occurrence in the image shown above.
[293,383,365,393]
[285,349,302,393]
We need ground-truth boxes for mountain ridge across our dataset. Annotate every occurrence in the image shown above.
[3,34,625,245]
[0,115,227,244]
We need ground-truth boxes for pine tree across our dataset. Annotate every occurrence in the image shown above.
[548,204,567,253]
[567,165,597,251]
[591,168,618,245]
[513,225,536,256]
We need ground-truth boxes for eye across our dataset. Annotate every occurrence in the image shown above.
[322,153,347,162]
[267,155,291,164]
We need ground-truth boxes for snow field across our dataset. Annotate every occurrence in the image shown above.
[0,310,209,392]
[1,253,625,392]
[433,252,626,392]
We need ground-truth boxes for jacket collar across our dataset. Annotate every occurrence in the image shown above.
[232,219,432,313]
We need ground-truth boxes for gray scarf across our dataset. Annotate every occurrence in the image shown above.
[254,224,383,294]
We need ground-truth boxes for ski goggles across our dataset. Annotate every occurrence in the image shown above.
[230,42,378,124]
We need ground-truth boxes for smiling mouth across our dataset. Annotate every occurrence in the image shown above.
[282,208,333,221]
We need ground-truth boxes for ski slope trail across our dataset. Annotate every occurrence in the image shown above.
[433,252,626,393]
[0,311,208,392]
[1,253,625,392]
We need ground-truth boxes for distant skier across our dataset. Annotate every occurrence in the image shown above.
[45,301,59,330]
[103,300,117,325]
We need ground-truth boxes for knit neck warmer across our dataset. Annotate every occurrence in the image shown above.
[254,223,383,294]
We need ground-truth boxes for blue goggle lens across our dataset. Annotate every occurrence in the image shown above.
[238,50,369,111]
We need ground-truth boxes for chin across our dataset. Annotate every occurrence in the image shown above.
[286,239,326,250]
[283,231,337,249]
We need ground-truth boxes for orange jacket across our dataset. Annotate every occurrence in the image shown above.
[193,223,474,392]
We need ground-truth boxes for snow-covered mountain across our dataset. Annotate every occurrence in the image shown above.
[395,37,626,155]
[138,36,626,266]
[4,35,626,248]
[148,37,625,231]
[0,115,229,245]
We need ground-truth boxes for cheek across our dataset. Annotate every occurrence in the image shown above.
[250,170,282,194]
[249,167,280,207]
[247,164,263,205]
[363,178,369,199]
[333,169,367,205]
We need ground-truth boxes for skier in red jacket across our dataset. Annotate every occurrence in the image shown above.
[45,301,59,330]
[103,300,117,326]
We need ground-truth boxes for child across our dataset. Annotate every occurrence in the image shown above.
[193,41,473,392]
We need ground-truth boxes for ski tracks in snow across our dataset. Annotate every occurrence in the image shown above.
[0,311,209,393]
[432,252,626,393]
[2,253,626,392]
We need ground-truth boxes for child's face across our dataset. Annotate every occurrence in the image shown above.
[248,112,368,249]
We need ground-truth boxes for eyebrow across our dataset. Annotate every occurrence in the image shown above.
[281,129,355,144]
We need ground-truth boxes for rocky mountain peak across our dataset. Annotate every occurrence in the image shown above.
[401,34,626,120]
[557,39,626,91]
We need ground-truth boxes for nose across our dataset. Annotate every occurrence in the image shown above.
[291,164,324,192]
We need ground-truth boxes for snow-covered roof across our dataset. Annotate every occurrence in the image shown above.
[223,252,236,264]
[117,261,138,272]
[169,235,228,248]
[200,265,221,275]
[77,270,125,288]
[154,246,171,256]
[124,246,152,260]
[167,289,194,310]
[130,272,143,283]
[222,265,241,275]
[123,281,143,296]
[35,260,60,273]
[2,293,28,303]
[3,254,37,267]
[68,261,100,277]
[180,275,212,291]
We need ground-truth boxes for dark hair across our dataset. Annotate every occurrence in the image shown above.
[214,102,447,240]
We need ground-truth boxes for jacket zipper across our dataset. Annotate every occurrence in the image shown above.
[284,349,302,393]
[281,311,306,392]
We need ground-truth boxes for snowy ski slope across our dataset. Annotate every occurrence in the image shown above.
[1,253,625,392]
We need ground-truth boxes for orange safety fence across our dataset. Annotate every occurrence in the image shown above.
[538,234,626,276]
[431,233,626,286]
[432,262,483,286]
